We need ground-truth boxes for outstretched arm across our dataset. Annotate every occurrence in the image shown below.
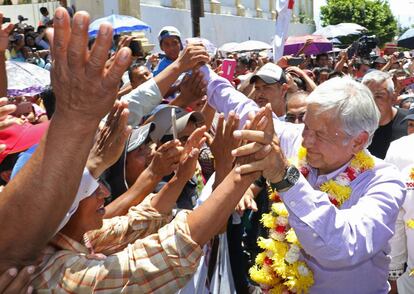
[0,9,131,269]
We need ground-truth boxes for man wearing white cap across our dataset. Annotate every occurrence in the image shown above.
[250,63,289,118]
[153,26,183,77]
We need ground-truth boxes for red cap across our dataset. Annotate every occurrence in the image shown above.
[0,122,49,164]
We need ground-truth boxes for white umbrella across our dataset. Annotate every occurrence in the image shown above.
[233,40,271,52]
[6,61,50,97]
[313,23,367,39]
[88,14,151,38]
[218,42,239,53]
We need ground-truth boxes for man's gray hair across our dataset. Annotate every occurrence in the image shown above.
[361,70,394,94]
[307,76,380,147]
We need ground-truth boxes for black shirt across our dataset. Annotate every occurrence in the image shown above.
[368,108,408,159]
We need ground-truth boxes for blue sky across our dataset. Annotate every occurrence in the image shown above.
[314,0,414,29]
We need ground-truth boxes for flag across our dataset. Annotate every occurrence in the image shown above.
[272,0,295,62]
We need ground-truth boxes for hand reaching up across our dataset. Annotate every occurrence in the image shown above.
[46,8,132,125]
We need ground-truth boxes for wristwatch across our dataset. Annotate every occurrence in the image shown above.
[269,165,300,192]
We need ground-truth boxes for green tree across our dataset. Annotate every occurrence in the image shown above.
[320,0,398,46]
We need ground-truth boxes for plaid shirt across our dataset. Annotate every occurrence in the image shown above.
[32,196,203,293]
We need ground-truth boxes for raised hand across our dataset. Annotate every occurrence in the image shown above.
[86,101,131,178]
[46,8,132,123]
[176,43,210,72]
[176,126,207,181]
[0,13,13,52]
[148,140,183,179]
[206,111,240,168]
[232,104,289,183]
[0,266,35,294]
[0,98,17,132]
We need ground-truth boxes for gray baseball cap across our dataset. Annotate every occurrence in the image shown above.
[127,122,155,153]
[250,63,287,85]
[146,106,204,143]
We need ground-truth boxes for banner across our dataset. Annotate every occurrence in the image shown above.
[272,0,295,61]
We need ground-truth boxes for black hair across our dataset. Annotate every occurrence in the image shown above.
[37,25,47,34]
[128,61,147,81]
[328,71,344,79]
[316,53,329,61]
[238,56,249,66]
[40,87,56,119]
[0,153,19,185]
[292,76,306,91]
[40,7,48,14]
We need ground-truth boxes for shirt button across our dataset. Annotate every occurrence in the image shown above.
[290,201,296,207]
[313,233,318,238]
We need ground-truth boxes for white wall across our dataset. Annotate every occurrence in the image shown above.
[0,2,59,27]
[141,4,315,51]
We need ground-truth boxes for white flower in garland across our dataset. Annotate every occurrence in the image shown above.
[276,216,289,226]
[269,229,285,241]
[298,264,310,276]
[285,244,301,264]
[335,173,351,186]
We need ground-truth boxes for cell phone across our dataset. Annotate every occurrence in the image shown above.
[171,108,178,140]
[287,57,304,66]
[129,39,144,58]
[13,102,32,117]
[2,17,11,24]
[221,59,237,81]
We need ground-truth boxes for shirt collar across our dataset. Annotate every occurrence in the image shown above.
[308,160,352,188]
[50,233,89,254]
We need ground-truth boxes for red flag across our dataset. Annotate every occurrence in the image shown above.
[288,0,295,9]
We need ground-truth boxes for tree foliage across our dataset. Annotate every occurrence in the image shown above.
[320,0,398,46]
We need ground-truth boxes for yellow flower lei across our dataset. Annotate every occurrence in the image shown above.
[249,147,375,293]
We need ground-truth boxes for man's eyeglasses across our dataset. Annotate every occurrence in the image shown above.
[285,112,305,124]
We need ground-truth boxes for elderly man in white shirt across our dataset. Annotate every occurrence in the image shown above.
[385,132,414,294]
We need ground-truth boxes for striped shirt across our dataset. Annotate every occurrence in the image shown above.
[32,196,203,293]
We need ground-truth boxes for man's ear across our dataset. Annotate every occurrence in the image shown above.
[0,170,12,183]
[351,131,369,154]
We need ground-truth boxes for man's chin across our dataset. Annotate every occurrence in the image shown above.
[256,100,268,107]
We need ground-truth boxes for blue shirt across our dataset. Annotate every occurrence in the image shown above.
[152,57,174,77]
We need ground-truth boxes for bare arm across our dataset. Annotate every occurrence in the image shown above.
[0,13,13,97]
[187,169,257,245]
[334,51,347,73]
[0,9,131,269]
[155,45,209,97]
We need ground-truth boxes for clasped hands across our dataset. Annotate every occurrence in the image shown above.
[231,104,289,184]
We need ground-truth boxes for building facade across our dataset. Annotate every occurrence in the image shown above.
[1,0,315,50]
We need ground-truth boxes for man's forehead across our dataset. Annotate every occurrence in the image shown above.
[305,106,337,129]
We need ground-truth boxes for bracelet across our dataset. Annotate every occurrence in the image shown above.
[388,268,404,281]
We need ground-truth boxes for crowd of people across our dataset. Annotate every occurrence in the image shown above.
[1,5,414,294]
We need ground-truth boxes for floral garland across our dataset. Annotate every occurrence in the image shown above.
[249,147,375,293]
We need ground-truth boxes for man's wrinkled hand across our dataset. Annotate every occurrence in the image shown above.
[148,140,183,179]
[206,112,240,168]
[0,13,13,52]
[235,192,257,216]
[232,104,289,183]
[176,43,209,72]
[174,69,207,108]
[86,101,131,178]
[176,126,206,181]
[46,8,132,124]
[0,266,36,294]
[0,98,17,131]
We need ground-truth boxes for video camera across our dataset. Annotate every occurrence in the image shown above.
[348,35,379,59]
